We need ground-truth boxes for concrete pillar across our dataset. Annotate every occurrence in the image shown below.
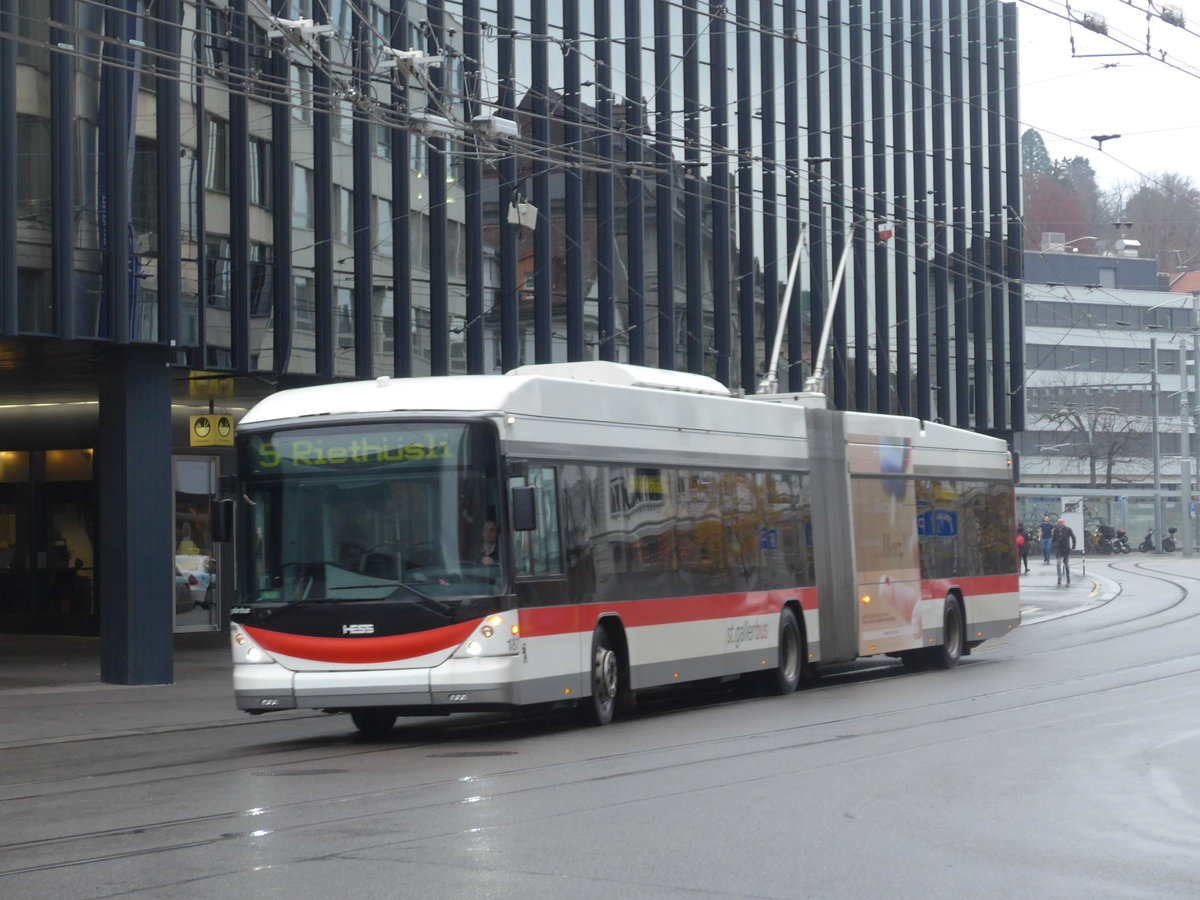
[98,345,174,684]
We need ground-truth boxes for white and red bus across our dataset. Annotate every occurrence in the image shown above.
[229,362,1019,734]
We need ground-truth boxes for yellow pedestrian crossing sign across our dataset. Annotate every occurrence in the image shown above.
[190,413,235,447]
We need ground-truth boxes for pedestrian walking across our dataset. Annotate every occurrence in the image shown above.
[1038,514,1054,564]
[1051,517,1076,585]
[1016,525,1030,574]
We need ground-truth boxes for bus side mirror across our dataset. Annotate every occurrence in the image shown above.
[511,486,537,532]
[212,498,235,544]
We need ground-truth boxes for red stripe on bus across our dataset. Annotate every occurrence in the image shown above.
[922,572,1019,598]
[244,620,479,664]
[519,587,819,638]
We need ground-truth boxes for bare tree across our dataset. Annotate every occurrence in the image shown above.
[1110,173,1200,274]
[1031,402,1144,487]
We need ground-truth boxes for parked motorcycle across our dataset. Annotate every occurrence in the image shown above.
[1163,527,1179,553]
[1139,529,1155,553]
[1093,525,1116,555]
[1111,529,1132,554]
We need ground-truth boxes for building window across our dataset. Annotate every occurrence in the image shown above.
[15,0,50,68]
[131,138,158,236]
[410,134,429,176]
[249,137,272,208]
[334,185,353,244]
[205,237,232,309]
[205,117,229,193]
[373,196,393,256]
[333,97,352,144]
[292,166,313,229]
[413,306,431,361]
[294,274,315,331]
[203,5,232,79]
[133,288,158,341]
[375,122,391,159]
[290,65,312,123]
[250,243,273,317]
[336,287,354,349]
[375,284,394,353]
[17,268,53,334]
[445,54,465,107]
[16,115,51,219]
[331,0,353,33]
[409,212,431,270]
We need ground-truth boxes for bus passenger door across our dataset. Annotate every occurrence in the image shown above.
[849,474,922,656]
[510,466,580,702]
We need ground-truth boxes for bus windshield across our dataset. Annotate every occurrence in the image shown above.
[239,421,503,613]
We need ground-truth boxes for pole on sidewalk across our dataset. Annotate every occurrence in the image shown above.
[1181,345,1193,557]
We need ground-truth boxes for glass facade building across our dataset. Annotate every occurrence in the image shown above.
[0,1,1024,678]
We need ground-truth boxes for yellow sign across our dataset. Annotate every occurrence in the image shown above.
[189,371,234,399]
[191,414,235,447]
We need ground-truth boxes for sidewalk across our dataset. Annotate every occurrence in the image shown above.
[0,632,321,750]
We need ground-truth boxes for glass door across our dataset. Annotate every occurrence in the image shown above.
[174,456,221,632]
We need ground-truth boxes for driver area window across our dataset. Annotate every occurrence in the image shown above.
[513,466,561,576]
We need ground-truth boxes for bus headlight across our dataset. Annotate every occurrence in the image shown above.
[452,612,520,658]
[231,624,275,665]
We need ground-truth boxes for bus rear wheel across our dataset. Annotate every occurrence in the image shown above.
[767,607,802,695]
[587,626,620,726]
[351,708,397,738]
[928,597,964,670]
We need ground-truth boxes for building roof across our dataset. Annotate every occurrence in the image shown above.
[1168,271,1200,293]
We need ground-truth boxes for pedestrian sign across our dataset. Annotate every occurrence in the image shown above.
[190,413,235,447]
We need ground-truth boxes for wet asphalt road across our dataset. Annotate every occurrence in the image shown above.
[1,557,1199,899]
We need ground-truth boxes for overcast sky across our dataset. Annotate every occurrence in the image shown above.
[1017,0,1200,191]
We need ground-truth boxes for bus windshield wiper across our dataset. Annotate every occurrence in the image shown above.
[325,581,452,616]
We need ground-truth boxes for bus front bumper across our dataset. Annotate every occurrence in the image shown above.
[234,655,524,714]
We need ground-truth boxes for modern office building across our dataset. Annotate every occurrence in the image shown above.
[1019,240,1194,487]
[0,1,1024,681]
[1017,240,1200,549]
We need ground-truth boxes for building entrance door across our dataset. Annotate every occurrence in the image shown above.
[174,456,221,632]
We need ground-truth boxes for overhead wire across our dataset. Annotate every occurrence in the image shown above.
[12,0,1167,376]
[4,1,1036,374]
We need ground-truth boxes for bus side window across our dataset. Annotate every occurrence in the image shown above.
[512,467,562,576]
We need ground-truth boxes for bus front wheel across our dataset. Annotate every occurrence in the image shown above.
[587,626,620,726]
[351,708,398,738]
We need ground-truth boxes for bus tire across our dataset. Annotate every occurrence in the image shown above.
[587,626,620,726]
[767,607,802,695]
[350,708,397,738]
[928,596,964,670]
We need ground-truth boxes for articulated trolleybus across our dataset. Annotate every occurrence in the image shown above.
[230,362,1019,734]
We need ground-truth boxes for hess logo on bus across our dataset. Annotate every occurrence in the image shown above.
[342,624,375,635]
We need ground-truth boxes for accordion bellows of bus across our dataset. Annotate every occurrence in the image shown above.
[228,361,1019,734]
